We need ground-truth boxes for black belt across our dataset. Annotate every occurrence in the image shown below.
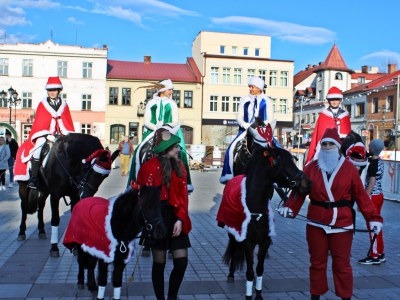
[161,200,170,205]
[310,199,352,209]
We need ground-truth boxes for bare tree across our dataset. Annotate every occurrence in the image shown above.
[379,57,399,73]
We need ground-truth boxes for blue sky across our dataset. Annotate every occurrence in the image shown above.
[1,0,400,74]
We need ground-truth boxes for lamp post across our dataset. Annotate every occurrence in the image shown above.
[297,96,306,167]
[379,105,386,139]
[0,87,21,126]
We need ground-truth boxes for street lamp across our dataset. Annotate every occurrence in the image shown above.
[378,105,386,139]
[297,95,307,167]
[0,87,21,126]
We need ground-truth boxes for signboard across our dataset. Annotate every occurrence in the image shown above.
[362,130,368,137]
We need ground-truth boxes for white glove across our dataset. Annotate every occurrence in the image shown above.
[369,221,382,235]
[276,207,293,218]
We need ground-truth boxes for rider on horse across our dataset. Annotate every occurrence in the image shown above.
[220,76,275,184]
[14,76,75,189]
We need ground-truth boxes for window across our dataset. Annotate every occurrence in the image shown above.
[223,68,231,84]
[22,59,33,76]
[318,90,323,101]
[259,70,266,82]
[220,45,225,54]
[243,47,248,55]
[318,73,322,81]
[295,115,300,124]
[129,122,139,145]
[269,71,277,86]
[146,89,153,102]
[184,91,193,108]
[58,61,67,78]
[270,98,276,113]
[83,62,92,78]
[122,88,131,105]
[356,103,365,117]
[109,87,118,105]
[181,125,193,144]
[234,68,242,84]
[387,95,394,112]
[279,99,287,114]
[335,72,343,80]
[60,93,67,102]
[222,96,229,112]
[312,113,316,123]
[358,77,366,84]
[0,97,6,107]
[210,96,218,111]
[233,97,240,112]
[81,124,91,134]
[372,98,378,113]
[172,90,181,107]
[255,48,260,56]
[247,69,255,83]
[23,124,32,142]
[110,124,125,144]
[280,71,288,87]
[211,67,219,83]
[344,104,351,115]
[232,46,237,55]
[0,58,9,75]
[305,114,310,123]
[82,94,92,110]
[22,92,32,108]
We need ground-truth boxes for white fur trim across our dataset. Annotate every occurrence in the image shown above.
[160,122,180,135]
[219,174,233,184]
[46,83,63,90]
[246,280,253,296]
[93,164,111,175]
[267,200,276,237]
[326,93,343,99]
[256,276,263,290]
[320,137,341,148]
[157,79,174,94]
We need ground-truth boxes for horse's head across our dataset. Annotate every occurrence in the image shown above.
[78,149,119,199]
[341,131,368,175]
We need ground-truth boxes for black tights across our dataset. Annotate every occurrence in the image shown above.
[152,248,188,300]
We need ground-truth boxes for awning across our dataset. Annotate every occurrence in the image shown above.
[301,124,312,129]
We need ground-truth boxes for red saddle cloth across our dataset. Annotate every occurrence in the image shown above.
[63,196,135,263]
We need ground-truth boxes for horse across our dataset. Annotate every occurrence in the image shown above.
[63,185,167,299]
[17,133,119,257]
[217,125,312,300]
[341,130,368,176]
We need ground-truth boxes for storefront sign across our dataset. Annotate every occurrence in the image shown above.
[202,119,239,126]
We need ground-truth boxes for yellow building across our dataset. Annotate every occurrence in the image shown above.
[105,56,202,150]
[192,31,294,148]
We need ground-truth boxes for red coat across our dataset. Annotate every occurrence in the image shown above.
[137,156,192,234]
[20,97,75,163]
[285,157,382,232]
[306,109,351,163]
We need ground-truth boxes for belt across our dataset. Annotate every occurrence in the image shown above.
[310,199,352,209]
[161,200,170,205]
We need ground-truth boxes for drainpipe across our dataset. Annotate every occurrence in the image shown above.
[201,52,207,144]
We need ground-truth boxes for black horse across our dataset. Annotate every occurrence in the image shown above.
[63,185,167,299]
[217,126,312,300]
[17,133,119,257]
[341,130,368,175]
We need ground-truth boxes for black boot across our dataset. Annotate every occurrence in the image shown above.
[342,298,351,300]
[311,295,320,300]
[27,159,40,189]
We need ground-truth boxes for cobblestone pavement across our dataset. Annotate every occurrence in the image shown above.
[0,160,399,299]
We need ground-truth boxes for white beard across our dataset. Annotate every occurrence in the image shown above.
[318,148,340,174]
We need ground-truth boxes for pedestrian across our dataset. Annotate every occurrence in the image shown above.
[277,128,383,300]
[306,86,351,164]
[5,130,18,188]
[220,76,274,184]
[137,126,191,300]
[14,76,75,187]
[118,135,134,176]
[358,139,386,265]
[0,136,11,190]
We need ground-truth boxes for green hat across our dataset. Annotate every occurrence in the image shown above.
[153,128,181,154]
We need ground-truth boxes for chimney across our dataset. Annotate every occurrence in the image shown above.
[144,56,151,64]
[319,62,323,65]
[312,65,316,68]
[361,65,369,73]
[388,64,397,74]
[307,64,311,70]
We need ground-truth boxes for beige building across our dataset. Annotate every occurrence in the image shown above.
[192,31,294,149]
[105,57,202,151]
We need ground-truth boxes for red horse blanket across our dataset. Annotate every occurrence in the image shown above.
[216,175,276,242]
[63,196,135,263]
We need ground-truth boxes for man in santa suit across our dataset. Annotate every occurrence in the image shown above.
[277,128,383,300]
[23,76,75,189]
[306,86,351,164]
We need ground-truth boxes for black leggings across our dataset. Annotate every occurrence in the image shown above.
[0,169,6,186]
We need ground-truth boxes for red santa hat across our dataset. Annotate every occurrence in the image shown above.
[326,86,343,100]
[45,76,63,90]
[82,149,111,175]
[320,128,341,148]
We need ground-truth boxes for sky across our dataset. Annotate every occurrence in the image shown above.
[1,0,400,74]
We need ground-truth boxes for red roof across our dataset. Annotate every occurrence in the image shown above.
[293,65,320,86]
[107,58,201,83]
[344,70,400,95]
[317,44,352,72]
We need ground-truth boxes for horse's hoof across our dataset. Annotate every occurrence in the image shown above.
[38,233,47,239]
[17,235,26,241]
[245,296,252,300]
[50,250,60,258]
[255,289,263,300]
[227,277,234,283]
[141,250,151,257]
[77,283,85,290]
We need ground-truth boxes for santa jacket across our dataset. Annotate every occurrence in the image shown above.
[137,156,192,234]
[21,97,75,163]
[285,157,382,233]
[306,109,351,163]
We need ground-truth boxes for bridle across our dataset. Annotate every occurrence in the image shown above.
[138,198,164,244]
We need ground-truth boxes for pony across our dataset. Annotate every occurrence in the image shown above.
[341,130,368,177]
[63,185,167,299]
[17,133,119,257]
[217,124,312,300]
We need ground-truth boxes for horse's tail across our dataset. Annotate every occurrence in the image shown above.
[222,236,245,271]
[25,189,40,214]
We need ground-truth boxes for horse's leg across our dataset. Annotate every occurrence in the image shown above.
[244,240,257,300]
[97,259,108,300]
[49,194,61,257]
[86,256,99,297]
[18,207,28,241]
[227,234,237,283]
[254,237,271,300]
[77,246,85,289]
[111,260,126,300]
[37,195,46,239]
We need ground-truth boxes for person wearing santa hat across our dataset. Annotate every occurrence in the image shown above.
[277,128,383,300]
[305,86,351,164]
[220,76,275,184]
[137,126,191,300]
[22,77,75,189]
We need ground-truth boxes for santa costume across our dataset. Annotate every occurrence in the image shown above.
[306,86,351,164]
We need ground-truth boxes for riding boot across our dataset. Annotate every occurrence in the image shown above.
[311,295,320,300]
[28,158,41,189]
